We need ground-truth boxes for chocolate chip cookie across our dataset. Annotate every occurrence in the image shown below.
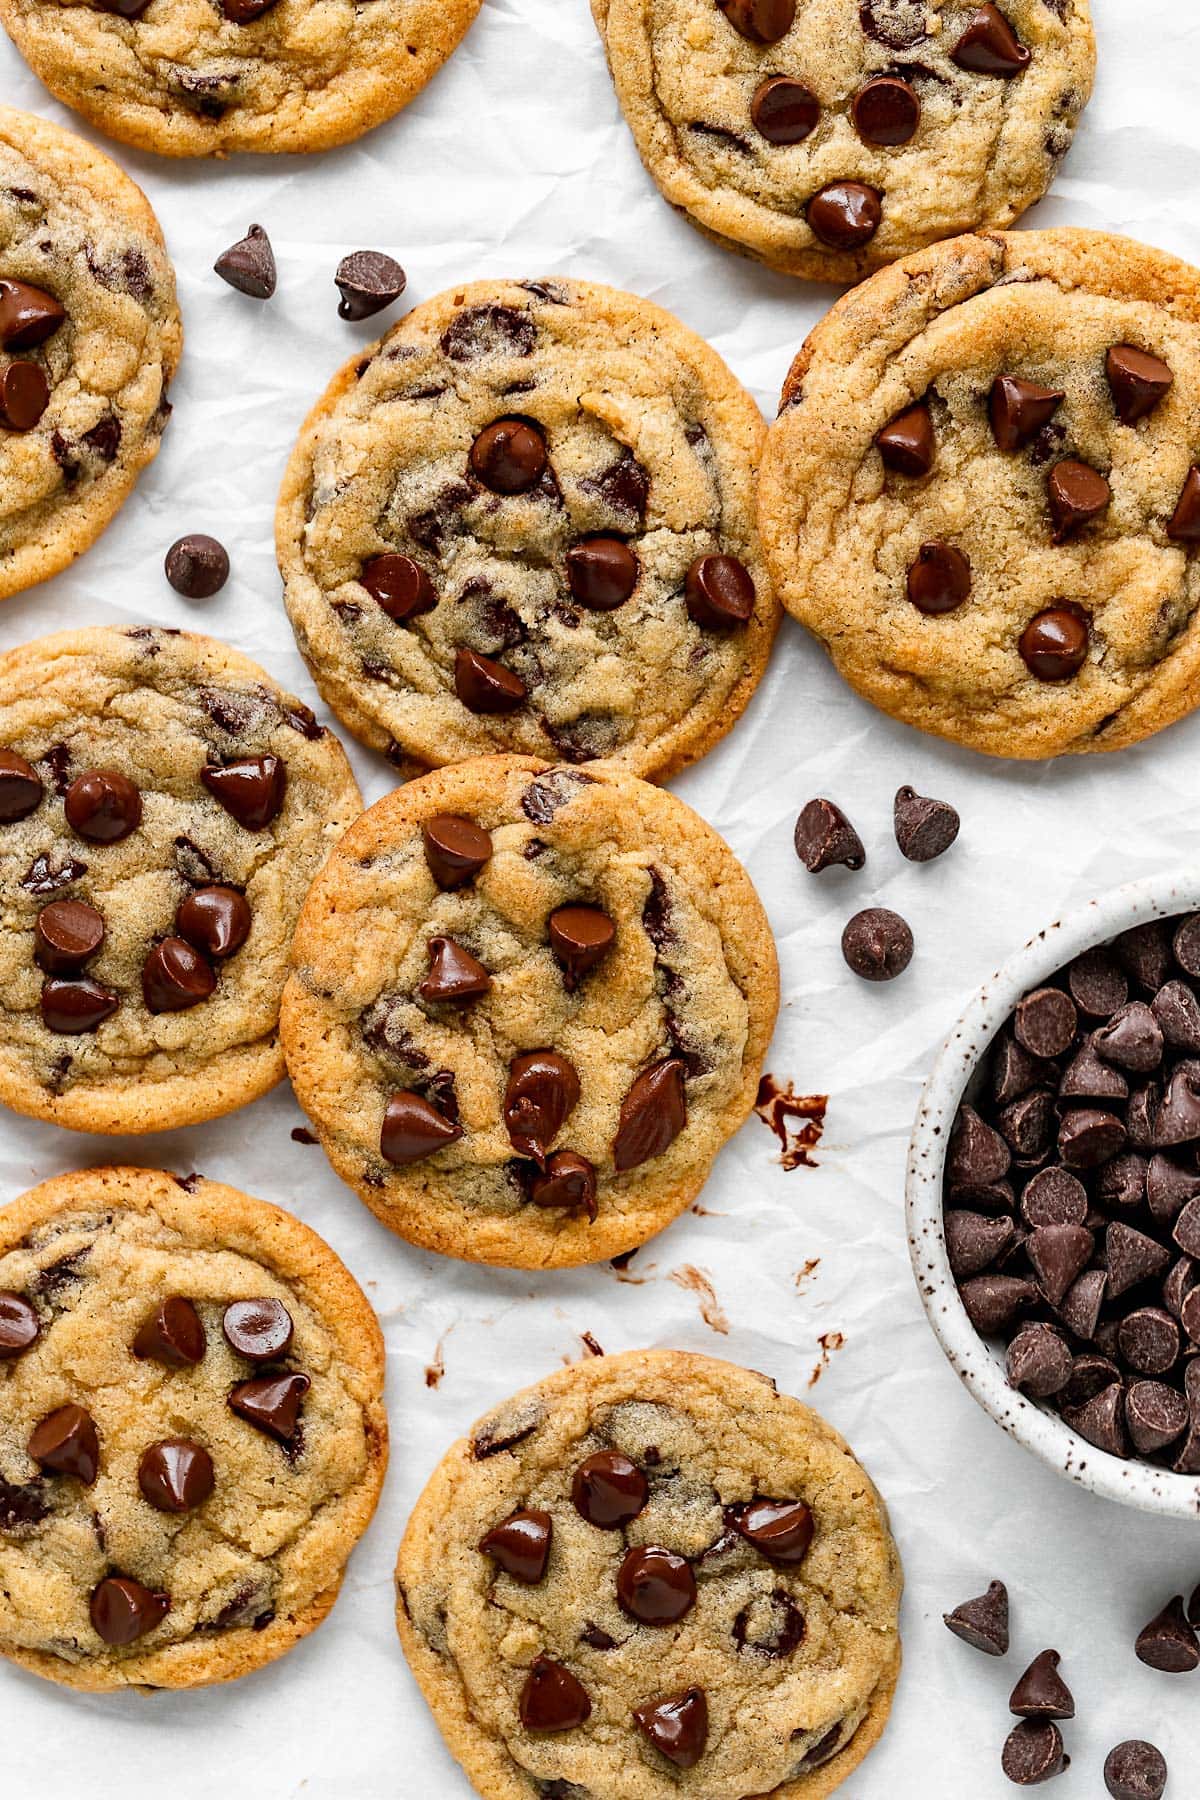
[0,107,179,600]
[281,755,778,1269]
[0,1164,387,1690]
[0,626,361,1134]
[0,0,482,156]
[395,1349,902,1799]
[591,0,1095,282]
[277,278,777,782]
[759,229,1200,758]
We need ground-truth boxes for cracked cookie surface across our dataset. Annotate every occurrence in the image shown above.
[591,0,1094,282]
[395,1349,902,1800]
[281,755,778,1268]
[0,626,361,1134]
[0,1165,387,1691]
[277,278,776,783]
[0,107,179,600]
[758,229,1200,757]
[0,0,482,156]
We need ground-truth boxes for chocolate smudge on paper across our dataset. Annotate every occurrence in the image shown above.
[755,1076,828,1170]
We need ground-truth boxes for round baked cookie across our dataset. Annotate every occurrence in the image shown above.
[281,755,779,1269]
[759,229,1200,758]
[0,0,482,157]
[276,277,777,784]
[0,1165,387,1691]
[0,625,361,1134]
[591,0,1095,282]
[0,107,179,601]
[395,1349,902,1800]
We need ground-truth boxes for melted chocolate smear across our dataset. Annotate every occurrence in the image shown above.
[543,716,620,763]
[440,305,536,362]
[859,0,928,47]
[40,745,73,795]
[688,121,752,153]
[521,767,593,825]
[754,1077,828,1170]
[173,835,222,886]
[519,281,570,305]
[33,1248,89,1299]
[408,481,474,555]
[472,1399,545,1459]
[579,449,649,523]
[642,868,675,949]
[732,1588,807,1658]
[21,854,87,895]
[0,1477,50,1532]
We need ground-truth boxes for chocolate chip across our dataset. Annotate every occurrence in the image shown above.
[948,1106,1012,1187]
[335,250,406,321]
[726,1498,814,1565]
[989,376,1063,454]
[1118,922,1174,992]
[947,1210,1015,1277]
[1063,1380,1127,1456]
[1118,1306,1179,1375]
[0,749,42,822]
[1006,1322,1072,1396]
[1021,1168,1087,1228]
[176,886,250,960]
[716,0,794,41]
[519,1657,592,1732]
[528,1151,598,1219]
[201,756,286,831]
[1106,346,1172,425]
[852,75,920,144]
[684,553,755,629]
[952,4,1031,75]
[566,537,638,610]
[478,1509,552,1583]
[1047,459,1110,542]
[1068,947,1127,1017]
[893,785,959,861]
[1027,1224,1092,1307]
[90,1576,169,1646]
[469,418,547,495]
[1019,605,1091,680]
[64,768,141,844]
[1175,1196,1200,1259]
[1156,1066,1200,1145]
[422,814,492,888]
[548,905,614,987]
[1014,988,1076,1059]
[380,1091,464,1165]
[1095,1002,1163,1072]
[1168,467,1200,542]
[1106,1221,1171,1298]
[0,1292,38,1358]
[633,1687,708,1770]
[807,182,882,251]
[360,553,437,621]
[228,1371,309,1443]
[1179,1285,1200,1344]
[1104,1741,1168,1800]
[214,225,276,299]
[505,1051,580,1164]
[1098,1153,1147,1211]
[907,540,971,614]
[960,1273,1037,1334]
[841,907,913,981]
[572,1451,648,1527]
[142,937,216,1013]
[1059,1112,1124,1173]
[138,1438,215,1513]
[751,77,819,143]
[1001,1720,1067,1786]
[0,278,64,350]
[1059,1269,1107,1340]
[1060,1037,1127,1102]
[876,401,934,476]
[222,1298,293,1361]
[133,1296,206,1366]
[1126,1380,1189,1454]
[418,935,491,1006]
[1010,1649,1074,1720]
[794,798,865,872]
[0,360,49,431]
[454,647,527,714]
[1136,1595,1200,1672]
[41,975,119,1035]
[1162,1254,1197,1321]
[943,1580,1009,1655]
[613,1057,687,1171]
[34,899,104,973]
[165,534,229,598]
[617,1545,696,1625]
[28,1404,99,1483]
[1173,914,1200,978]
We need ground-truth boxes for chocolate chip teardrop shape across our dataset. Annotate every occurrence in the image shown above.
[0,278,65,350]
[422,814,493,888]
[852,75,920,146]
[951,4,1031,76]
[1019,606,1090,681]
[0,1291,38,1358]
[617,1545,697,1625]
[0,360,49,431]
[142,937,217,1014]
[222,1297,293,1361]
[454,647,527,714]
[1106,345,1173,425]
[566,537,639,610]
[633,1687,709,1770]
[717,0,795,45]
[1047,460,1110,541]
[201,756,286,831]
[572,1450,649,1527]
[361,552,438,621]
[807,182,882,251]
[727,1497,815,1565]
[613,1057,687,1172]
[469,418,547,495]
[478,1508,553,1583]
[907,542,971,615]
[519,1656,592,1732]
[28,1403,99,1483]
[176,886,251,960]
[419,935,492,1004]
[133,1295,206,1367]
[228,1371,310,1442]
[90,1576,170,1646]
[989,375,1064,453]
[504,1050,580,1165]
[138,1438,215,1514]
[380,1091,464,1165]
[876,402,934,477]
[685,553,755,628]
[1168,468,1200,543]
[750,77,819,145]
[64,768,142,843]
[34,899,105,972]
[0,749,43,822]
[548,904,615,988]
[529,1150,598,1219]
[40,975,120,1035]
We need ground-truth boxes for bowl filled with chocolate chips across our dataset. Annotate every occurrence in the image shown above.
[907,872,1200,1515]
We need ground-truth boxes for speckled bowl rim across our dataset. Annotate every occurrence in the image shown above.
[906,871,1200,1517]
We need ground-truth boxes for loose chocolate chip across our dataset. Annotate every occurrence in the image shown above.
[519,1656,592,1732]
[422,814,492,888]
[34,899,104,973]
[335,250,406,321]
[960,1273,1037,1335]
[41,975,119,1034]
[28,1404,99,1483]
[944,1580,1009,1655]
[613,1057,687,1171]
[1104,1741,1168,1800]
[717,0,794,43]
[0,1292,38,1358]
[1118,922,1174,992]
[1099,1153,1148,1211]
[1157,1067,1200,1146]
[841,907,913,981]
[1106,346,1173,426]
[138,1438,215,1513]
[1069,948,1127,1018]
[1095,1002,1163,1072]
[133,1296,206,1366]
[469,418,547,495]
[0,749,43,822]
[953,4,1030,75]
[907,540,971,614]
[1006,1323,1072,1397]
[454,647,527,714]
[852,75,920,145]
[1126,1380,1189,1454]
[1001,1720,1067,1786]
[1118,1306,1180,1375]
[893,785,959,862]
[1061,1037,1128,1102]
[572,1451,648,1527]
[1010,1649,1073,1720]
[1152,983,1200,1053]
[876,401,934,477]
[222,1298,293,1361]
[1063,1381,1127,1456]
[228,1371,309,1443]
[90,1576,169,1646]
[528,1151,598,1219]
[1014,988,1076,1059]
[0,360,49,431]
[64,768,141,844]
[360,552,437,621]
[1019,606,1090,680]
[1168,467,1200,542]
[213,224,276,299]
[1022,1168,1087,1228]
[1136,1596,1200,1672]
[566,537,638,610]
[142,937,216,1013]
[478,1509,552,1583]
[1059,1105,1126,1168]
[0,278,64,350]
[794,798,865,872]
[807,182,882,251]
[164,534,229,598]
[1179,1285,1200,1343]
[751,77,819,143]
[1105,1221,1170,1297]
[684,553,755,629]
[633,1687,708,1770]
[504,1051,580,1164]
[1047,459,1110,541]
[1175,1196,1200,1259]
[947,1210,1015,1278]
[1173,915,1200,978]
[380,1091,464,1165]
[201,756,286,831]
[727,1498,814,1565]
[548,905,614,987]
[419,935,491,1005]
[617,1545,696,1625]
[1059,1269,1107,1340]
[998,1089,1055,1156]
[948,1106,1012,1188]
[176,886,251,960]
[1163,1254,1197,1321]
[989,376,1063,453]
[1027,1224,1092,1307]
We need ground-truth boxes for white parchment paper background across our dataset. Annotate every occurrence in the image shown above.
[2,0,1200,1792]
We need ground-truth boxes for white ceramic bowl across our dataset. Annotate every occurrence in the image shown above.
[906,870,1200,1517]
